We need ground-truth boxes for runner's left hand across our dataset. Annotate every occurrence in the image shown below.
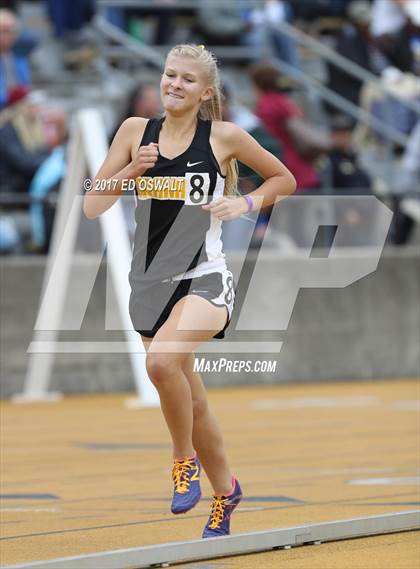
[202,197,248,221]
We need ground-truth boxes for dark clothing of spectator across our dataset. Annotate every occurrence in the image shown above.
[376,24,415,73]
[0,120,49,204]
[290,0,352,20]
[327,25,376,109]
[126,7,176,45]
[238,123,283,188]
[195,1,245,45]
[46,0,95,37]
[329,149,372,192]
[0,1,19,12]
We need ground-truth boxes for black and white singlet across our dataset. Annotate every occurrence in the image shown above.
[128,116,228,292]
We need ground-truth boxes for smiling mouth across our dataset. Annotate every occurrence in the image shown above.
[168,93,184,99]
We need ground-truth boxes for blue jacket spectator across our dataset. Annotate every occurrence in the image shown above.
[0,9,31,108]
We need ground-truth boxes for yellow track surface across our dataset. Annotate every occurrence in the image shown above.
[1,379,419,567]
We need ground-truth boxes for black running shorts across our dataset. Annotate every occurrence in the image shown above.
[129,269,235,339]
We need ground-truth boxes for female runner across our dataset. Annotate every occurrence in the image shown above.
[83,44,296,538]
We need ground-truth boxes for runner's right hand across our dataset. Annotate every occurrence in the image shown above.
[131,142,159,176]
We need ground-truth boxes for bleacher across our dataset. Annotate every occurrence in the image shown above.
[1,0,419,255]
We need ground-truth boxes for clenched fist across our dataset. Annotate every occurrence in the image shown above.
[131,142,159,177]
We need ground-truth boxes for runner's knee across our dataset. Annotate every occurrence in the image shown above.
[192,396,208,420]
[146,353,181,384]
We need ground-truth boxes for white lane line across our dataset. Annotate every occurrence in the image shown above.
[392,400,420,411]
[253,396,381,409]
[347,477,420,485]
[0,508,60,512]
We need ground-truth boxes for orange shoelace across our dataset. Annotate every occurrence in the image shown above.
[208,496,227,529]
[172,458,195,494]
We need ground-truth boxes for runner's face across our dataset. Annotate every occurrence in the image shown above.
[161,56,213,113]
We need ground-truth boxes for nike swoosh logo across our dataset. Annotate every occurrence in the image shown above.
[187,161,204,167]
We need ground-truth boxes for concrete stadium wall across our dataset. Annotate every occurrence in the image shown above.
[0,248,419,398]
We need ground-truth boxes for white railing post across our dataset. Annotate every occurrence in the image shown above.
[16,109,159,407]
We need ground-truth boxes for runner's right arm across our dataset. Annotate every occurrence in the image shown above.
[83,117,158,219]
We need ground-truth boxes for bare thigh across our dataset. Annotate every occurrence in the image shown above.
[147,294,227,356]
[140,294,226,396]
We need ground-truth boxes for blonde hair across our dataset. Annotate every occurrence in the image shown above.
[165,44,239,197]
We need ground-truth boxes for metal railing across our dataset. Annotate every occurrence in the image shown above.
[274,20,420,116]
[97,0,254,7]
[269,54,410,147]
[94,15,166,67]
[0,193,58,206]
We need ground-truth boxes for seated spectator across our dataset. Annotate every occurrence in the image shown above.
[244,1,300,68]
[289,0,352,20]
[0,1,19,10]
[28,109,67,253]
[110,82,161,240]
[326,1,387,112]
[356,67,420,150]
[44,0,98,71]
[0,103,50,201]
[370,0,419,74]
[122,82,161,121]
[195,0,245,46]
[0,1,39,56]
[221,82,284,247]
[392,120,420,245]
[0,214,20,254]
[326,114,379,247]
[0,99,67,253]
[329,114,372,193]
[110,1,176,46]
[0,9,31,109]
[249,63,331,192]
[46,0,96,39]
[112,82,161,141]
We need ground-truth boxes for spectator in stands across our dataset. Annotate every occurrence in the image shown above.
[370,0,420,73]
[195,1,245,46]
[249,63,331,192]
[392,120,420,245]
[0,9,31,108]
[111,82,161,144]
[326,1,387,112]
[0,1,19,9]
[328,114,378,247]
[0,214,20,254]
[0,103,49,199]
[46,0,96,39]
[289,0,352,20]
[221,82,284,247]
[28,108,68,253]
[111,1,176,46]
[110,83,162,241]
[45,0,98,70]
[0,98,66,253]
[0,1,39,56]
[328,113,372,193]
[243,1,300,68]
[124,82,161,121]
[356,66,419,149]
